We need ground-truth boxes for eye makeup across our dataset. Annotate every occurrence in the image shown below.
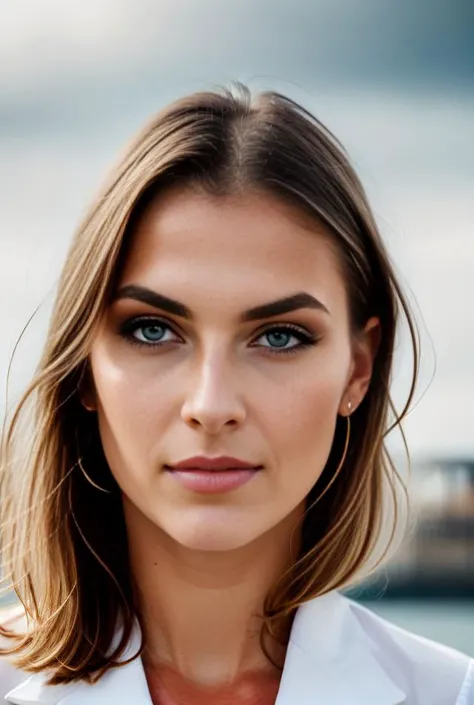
[117,316,320,357]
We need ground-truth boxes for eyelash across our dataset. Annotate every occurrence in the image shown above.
[119,317,318,356]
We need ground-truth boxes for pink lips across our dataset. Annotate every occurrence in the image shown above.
[165,456,262,493]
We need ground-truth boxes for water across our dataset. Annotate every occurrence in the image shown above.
[362,600,474,656]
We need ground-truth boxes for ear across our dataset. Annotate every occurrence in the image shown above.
[78,362,97,413]
[339,316,381,415]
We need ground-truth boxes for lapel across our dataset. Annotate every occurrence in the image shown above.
[274,590,406,705]
[6,591,406,705]
[4,622,152,705]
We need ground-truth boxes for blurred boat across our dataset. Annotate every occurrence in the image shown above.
[346,456,474,600]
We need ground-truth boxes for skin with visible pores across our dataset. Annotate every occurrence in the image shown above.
[84,187,379,704]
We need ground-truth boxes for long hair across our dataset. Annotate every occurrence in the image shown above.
[0,83,419,684]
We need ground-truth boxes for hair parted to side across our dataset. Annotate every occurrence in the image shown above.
[0,82,419,685]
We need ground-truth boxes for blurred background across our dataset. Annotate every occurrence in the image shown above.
[0,0,473,654]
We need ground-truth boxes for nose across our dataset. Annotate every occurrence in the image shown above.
[180,356,247,435]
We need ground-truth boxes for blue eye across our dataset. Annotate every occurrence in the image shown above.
[265,330,293,348]
[120,318,179,348]
[252,326,317,355]
[119,318,317,355]
[137,324,167,342]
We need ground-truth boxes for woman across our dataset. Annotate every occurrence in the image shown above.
[0,84,472,705]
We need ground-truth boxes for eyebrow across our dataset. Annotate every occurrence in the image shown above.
[112,285,330,322]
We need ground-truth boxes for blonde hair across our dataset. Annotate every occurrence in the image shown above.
[0,83,418,684]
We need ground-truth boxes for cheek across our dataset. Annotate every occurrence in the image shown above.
[263,361,348,485]
[89,350,175,484]
[276,378,340,449]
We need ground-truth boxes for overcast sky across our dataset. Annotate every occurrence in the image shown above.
[1,0,473,459]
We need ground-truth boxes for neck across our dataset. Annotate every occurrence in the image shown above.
[124,503,302,688]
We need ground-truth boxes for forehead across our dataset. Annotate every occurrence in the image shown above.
[118,187,347,315]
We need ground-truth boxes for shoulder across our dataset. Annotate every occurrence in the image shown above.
[345,596,474,704]
[0,604,30,699]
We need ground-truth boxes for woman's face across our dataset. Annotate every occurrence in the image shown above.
[87,187,378,551]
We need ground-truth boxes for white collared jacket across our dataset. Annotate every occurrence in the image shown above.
[2,590,473,705]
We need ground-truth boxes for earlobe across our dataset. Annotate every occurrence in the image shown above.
[79,388,96,412]
[78,363,97,412]
[339,397,354,417]
[80,397,96,412]
[340,316,381,415]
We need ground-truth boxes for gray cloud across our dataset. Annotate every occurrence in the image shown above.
[1,0,473,133]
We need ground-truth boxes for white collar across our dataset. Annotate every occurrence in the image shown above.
[5,590,405,705]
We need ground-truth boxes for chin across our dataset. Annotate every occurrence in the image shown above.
[177,534,248,552]
[163,509,263,552]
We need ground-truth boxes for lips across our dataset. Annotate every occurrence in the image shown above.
[164,457,262,493]
[166,455,262,472]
